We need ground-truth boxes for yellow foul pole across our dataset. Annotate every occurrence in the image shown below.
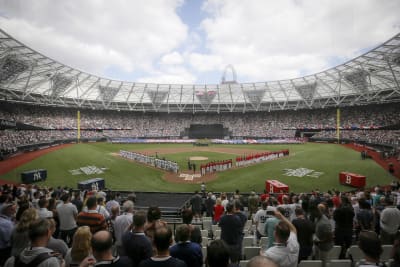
[77,110,81,142]
[336,108,340,143]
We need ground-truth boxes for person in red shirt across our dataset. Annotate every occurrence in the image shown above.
[213,198,224,224]
[332,190,341,209]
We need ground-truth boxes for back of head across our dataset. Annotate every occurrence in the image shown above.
[72,226,92,261]
[275,221,290,243]
[38,197,48,208]
[147,206,161,222]
[175,224,190,242]
[153,226,172,252]
[86,196,97,209]
[28,218,50,243]
[207,240,230,267]
[261,201,268,209]
[181,208,193,224]
[358,231,383,261]
[60,193,70,203]
[122,200,134,213]
[133,210,147,228]
[226,202,234,213]
[234,199,242,211]
[247,256,279,267]
[91,230,113,254]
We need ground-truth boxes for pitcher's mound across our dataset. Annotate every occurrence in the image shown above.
[189,156,208,160]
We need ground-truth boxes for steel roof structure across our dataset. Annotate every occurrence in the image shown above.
[0,28,400,113]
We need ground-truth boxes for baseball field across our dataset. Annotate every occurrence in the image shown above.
[0,142,394,193]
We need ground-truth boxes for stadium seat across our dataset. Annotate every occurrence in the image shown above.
[328,259,351,267]
[381,245,393,261]
[201,229,208,238]
[202,236,209,247]
[298,260,323,267]
[259,236,268,248]
[242,236,254,247]
[243,246,260,260]
[214,229,221,239]
[202,219,212,231]
[202,246,207,262]
[347,245,364,262]
[326,245,342,260]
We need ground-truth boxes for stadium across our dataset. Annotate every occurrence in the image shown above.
[1,3,400,266]
[0,27,399,193]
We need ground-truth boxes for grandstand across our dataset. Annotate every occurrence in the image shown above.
[0,27,399,179]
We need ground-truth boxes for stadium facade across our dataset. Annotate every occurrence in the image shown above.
[0,29,399,113]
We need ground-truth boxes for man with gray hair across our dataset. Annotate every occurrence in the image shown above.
[5,218,63,267]
[114,200,134,255]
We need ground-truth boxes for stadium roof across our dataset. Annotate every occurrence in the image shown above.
[0,28,399,113]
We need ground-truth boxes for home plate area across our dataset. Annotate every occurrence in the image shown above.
[179,173,202,181]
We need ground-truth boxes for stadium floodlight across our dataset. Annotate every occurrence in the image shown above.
[244,89,265,109]
[294,82,317,101]
[343,69,369,94]
[98,85,119,102]
[147,90,168,109]
[50,73,73,97]
[0,54,29,84]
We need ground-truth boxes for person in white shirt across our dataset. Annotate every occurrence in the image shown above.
[56,193,78,247]
[262,210,299,267]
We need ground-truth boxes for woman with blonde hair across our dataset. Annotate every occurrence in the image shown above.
[65,226,92,267]
[11,208,38,256]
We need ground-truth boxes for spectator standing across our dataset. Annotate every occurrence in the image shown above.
[38,198,53,219]
[113,200,134,256]
[83,230,132,267]
[121,210,152,267]
[205,192,215,218]
[265,207,281,248]
[57,193,78,246]
[292,207,314,262]
[333,196,355,258]
[206,240,233,267]
[139,226,187,267]
[219,202,242,264]
[47,218,69,259]
[170,224,202,267]
[253,201,269,244]
[213,198,224,224]
[4,218,63,267]
[0,202,16,265]
[10,208,38,256]
[77,196,107,234]
[64,226,92,267]
[177,208,201,244]
[262,210,299,267]
[311,203,333,267]
[247,191,259,220]
[357,231,384,267]
[190,191,202,221]
[380,197,400,245]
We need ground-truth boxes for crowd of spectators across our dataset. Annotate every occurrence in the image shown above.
[1,183,400,266]
[1,102,399,153]
[315,130,400,146]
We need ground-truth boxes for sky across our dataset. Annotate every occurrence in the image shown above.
[0,0,400,84]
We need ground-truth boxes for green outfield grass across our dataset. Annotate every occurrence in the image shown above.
[0,142,394,193]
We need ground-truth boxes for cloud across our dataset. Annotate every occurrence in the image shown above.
[1,0,399,84]
[0,0,187,78]
[160,51,184,65]
[198,0,400,81]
